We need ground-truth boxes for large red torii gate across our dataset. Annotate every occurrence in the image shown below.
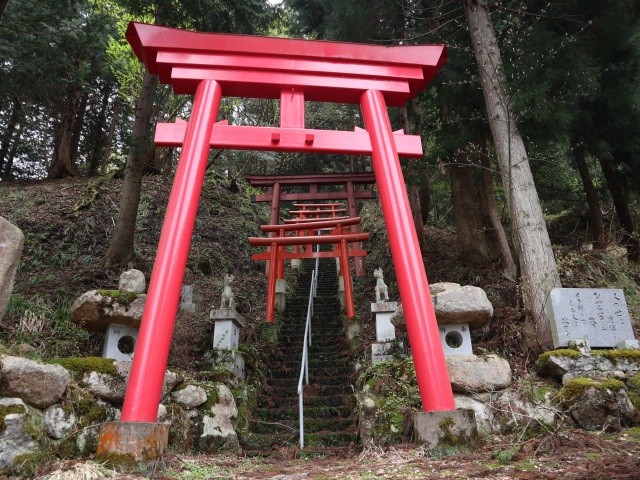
[119,22,453,427]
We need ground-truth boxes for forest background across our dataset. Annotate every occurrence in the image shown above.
[0,0,639,348]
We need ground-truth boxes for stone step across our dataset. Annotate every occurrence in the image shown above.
[259,393,355,409]
[256,405,352,421]
[263,383,353,398]
[269,374,352,389]
[250,416,355,435]
[268,365,352,379]
[243,431,357,450]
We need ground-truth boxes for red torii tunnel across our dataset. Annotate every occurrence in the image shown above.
[251,216,368,321]
[246,173,377,278]
[120,22,453,424]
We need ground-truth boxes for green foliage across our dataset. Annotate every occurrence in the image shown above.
[49,356,117,376]
[559,377,627,407]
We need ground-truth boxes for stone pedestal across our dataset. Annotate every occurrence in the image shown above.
[97,421,169,462]
[213,349,245,382]
[210,308,245,350]
[439,323,472,356]
[275,279,287,313]
[371,341,404,364]
[413,409,478,452]
[371,301,398,342]
[338,276,346,309]
[180,284,196,313]
[103,323,139,361]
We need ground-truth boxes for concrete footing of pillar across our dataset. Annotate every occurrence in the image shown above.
[97,421,169,462]
[413,409,478,452]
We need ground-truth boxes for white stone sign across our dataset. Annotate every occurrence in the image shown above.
[548,288,635,348]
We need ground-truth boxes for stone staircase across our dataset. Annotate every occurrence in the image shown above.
[244,258,358,456]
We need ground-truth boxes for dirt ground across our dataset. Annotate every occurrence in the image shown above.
[39,429,640,480]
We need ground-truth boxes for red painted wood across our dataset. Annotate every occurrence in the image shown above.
[253,191,375,202]
[248,232,369,246]
[126,22,447,106]
[261,217,360,232]
[121,79,222,422]
[362,89,454,412]
[155,123,423,157]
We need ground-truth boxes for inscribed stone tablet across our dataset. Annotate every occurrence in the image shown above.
[548,288,634,348]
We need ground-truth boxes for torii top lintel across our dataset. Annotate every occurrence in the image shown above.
[125,22,447,107]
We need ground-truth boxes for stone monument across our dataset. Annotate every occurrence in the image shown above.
[370,268,403,364]
[209,274,245,380]
[547,288,637,349]
[0,217,24,321]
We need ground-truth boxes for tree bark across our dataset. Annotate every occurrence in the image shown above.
[88,83,113,175]
[101,97,121,175]
[598,155,639,262]
[0,97,21,173]
[400,105,426,252]
[49,86,83,178]
[104,71,158,267]
[573,142,606,249]
[70,90,88,167]
[0,0,9,19]
[2,125,20,180]
[478,147,517,278]
[465,0,561,347]
[449,151,494,263]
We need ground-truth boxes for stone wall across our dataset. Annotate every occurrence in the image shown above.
[0,354,252,476]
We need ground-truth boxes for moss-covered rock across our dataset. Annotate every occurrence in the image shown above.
[559,377,635,432]
[356,358,420,447]
[49,357,116,377]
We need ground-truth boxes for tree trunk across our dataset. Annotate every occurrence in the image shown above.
[465,0,561,347]
[0,0,9,19]
[598,155,639,262]
[71,90,88,167]
[0,98,21,172]
[449,151,494,263]
[101,97,121,175]
[104,71,158,267]
[573,142,606,249]
[478,147,518,278]
[49,86,83,178]
[88,84,113,175]
[400,105,426,252]
[2,126,20,180]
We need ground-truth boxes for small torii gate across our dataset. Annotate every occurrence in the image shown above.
[106,22,453,452]
[250,216,368,321]
[246,172,377,277]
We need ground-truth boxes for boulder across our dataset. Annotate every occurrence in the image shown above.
[118,269,146,294]
[0,356,70,408]
[432,284,493,329]
[537,351,640,382]
[489,389,556,434]
[82,361,179,404]
[199,384,239,452]
[390,283,494,333]
[453,394,492,435]
[446,354,512,393]
[69,290,146,332]
[0,217,24,321]
[561,378,635,432]
[44,405,77,439]
[173,385,208,409]
[114,361,179,401]
[0,398,38,470]
[82,371,127,403]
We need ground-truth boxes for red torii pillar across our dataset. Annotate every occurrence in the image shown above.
[117,22,453,429]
